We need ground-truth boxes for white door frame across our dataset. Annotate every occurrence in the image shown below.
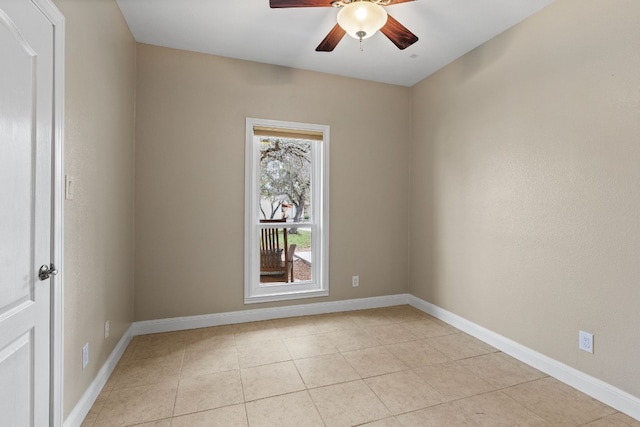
[31,0,65,425]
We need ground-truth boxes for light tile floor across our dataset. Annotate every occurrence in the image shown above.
[82,305,640,427]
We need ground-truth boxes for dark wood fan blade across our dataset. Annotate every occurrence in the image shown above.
[380,14,418,50]
[270,0,413,7]
[316,23,346,52]
[270,0,334,8]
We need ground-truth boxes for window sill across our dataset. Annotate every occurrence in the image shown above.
[244,288,329,305]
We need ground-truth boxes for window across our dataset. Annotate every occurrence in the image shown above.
[244,118,329,303]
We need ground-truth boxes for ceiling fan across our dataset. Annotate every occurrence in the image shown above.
[269,0,419,52]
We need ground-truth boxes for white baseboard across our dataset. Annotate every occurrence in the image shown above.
[132,294,410,335]
[407,295,640,421]
[63,325,134,427]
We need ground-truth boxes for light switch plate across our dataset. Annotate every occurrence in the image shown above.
[65,175,74,200]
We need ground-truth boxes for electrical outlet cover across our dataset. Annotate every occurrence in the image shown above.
[579,330,593,353]
[82,343,89,368]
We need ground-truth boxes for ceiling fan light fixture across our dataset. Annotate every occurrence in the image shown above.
[337,1,388,41]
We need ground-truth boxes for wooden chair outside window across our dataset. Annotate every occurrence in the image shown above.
[260,219,296,283]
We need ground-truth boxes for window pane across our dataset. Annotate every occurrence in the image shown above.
[258,138,312,222]
[258,224,313,284]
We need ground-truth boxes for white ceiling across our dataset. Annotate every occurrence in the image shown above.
[116,0,555,87]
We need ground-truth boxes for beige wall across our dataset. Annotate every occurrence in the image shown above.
[53,0,136,418]
[134,45,411,320]
[409,0,640,398]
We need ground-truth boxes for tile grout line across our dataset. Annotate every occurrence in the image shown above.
[91,307,631,426]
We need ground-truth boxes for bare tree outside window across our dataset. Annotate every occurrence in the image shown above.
[259,138,312,233]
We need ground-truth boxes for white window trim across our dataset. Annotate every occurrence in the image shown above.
[244,118,329,304]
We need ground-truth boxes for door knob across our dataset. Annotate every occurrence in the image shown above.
[39,264,58,281]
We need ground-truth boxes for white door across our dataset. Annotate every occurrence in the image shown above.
[0,1,55,425]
